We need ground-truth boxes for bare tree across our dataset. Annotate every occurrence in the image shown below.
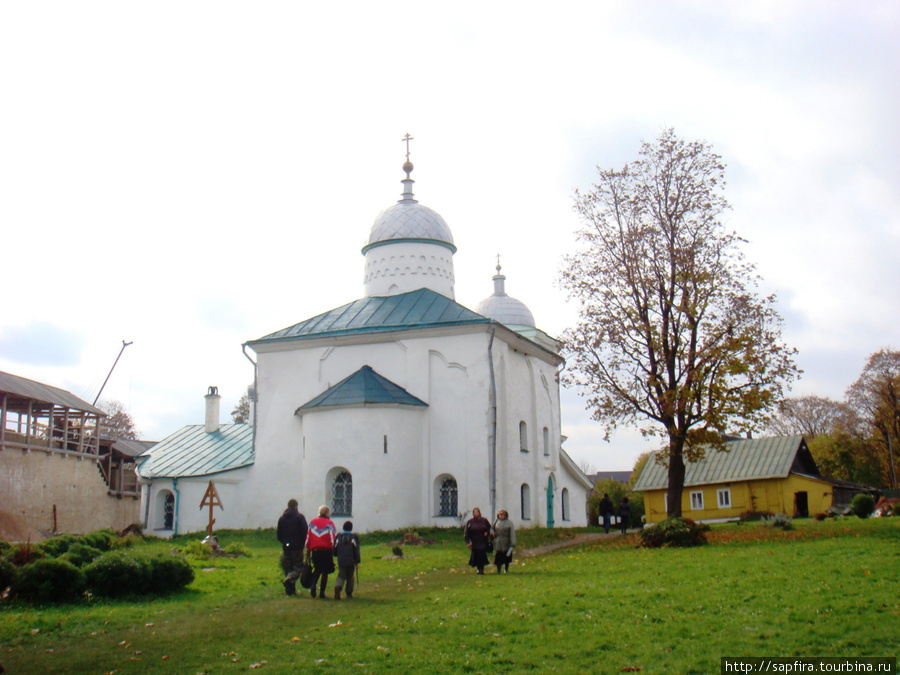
[766,395,848,438]
[231,385,255,424]
[846,348,900,489]
[561,129,799,518]
[97,399,140,440]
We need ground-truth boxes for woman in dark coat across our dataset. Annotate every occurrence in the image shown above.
[464,507,492,575]
[618,496,631,535]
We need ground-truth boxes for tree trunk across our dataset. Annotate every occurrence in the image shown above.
[667,449,686,518]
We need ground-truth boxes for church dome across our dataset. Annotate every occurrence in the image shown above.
[475,262,535,328]
[362,161,456,254]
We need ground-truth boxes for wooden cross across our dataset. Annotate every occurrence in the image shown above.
[402,133,414,160]
[199,481,223,535]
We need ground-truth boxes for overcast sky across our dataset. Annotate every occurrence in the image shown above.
[1,1,898,473]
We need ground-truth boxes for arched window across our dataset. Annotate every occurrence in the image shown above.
[542,426,550,456]
[561,488,570,522]
[163,491,175,530]
[439,477,458,517]
[520,483,531,520]
[331,471,352,516]
[519,421,528,452]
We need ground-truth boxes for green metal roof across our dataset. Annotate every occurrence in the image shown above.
[296,365,428,414]
[250,288,490,344]
[632,435,816,491]
[136,423,254,479]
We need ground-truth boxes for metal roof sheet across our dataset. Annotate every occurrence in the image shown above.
[0,370,104,415]
[136,423,254,479]
[250,288,489,344]
[632,435,809,491]
[296,365,428,413]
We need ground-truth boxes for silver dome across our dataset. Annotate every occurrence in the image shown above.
[362,160,456,254]
[476,265,535,328]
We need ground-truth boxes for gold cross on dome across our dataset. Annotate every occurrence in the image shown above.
[402,133,414,161]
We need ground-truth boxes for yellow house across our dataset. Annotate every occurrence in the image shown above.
[633,436,838,524]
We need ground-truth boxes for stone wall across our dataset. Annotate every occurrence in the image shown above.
[0,449,140,536]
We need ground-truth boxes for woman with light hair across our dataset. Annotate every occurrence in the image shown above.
[492,509,516,573]
[305,505,337,598]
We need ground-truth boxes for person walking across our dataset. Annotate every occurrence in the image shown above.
[618,496,631,535]
[492,509,516,573]
[332,521,361,600]
[305,505,337,598]
[276,498,308,595]
[464,507,492,575]
[598,493,614,534]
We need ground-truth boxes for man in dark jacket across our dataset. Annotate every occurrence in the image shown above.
[277,498,308,595]
[598,493,614,534]
[332,521,360,600]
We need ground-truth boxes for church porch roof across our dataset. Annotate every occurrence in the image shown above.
[296,365,428,414]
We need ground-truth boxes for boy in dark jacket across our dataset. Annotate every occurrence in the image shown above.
[332,521,361,600]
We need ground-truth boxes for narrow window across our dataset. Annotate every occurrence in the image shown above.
[717,488,731,509]
[384,435,388,454]
[542,427,550,456]
[690,490,704,510]
[439,477,458,517]
[521,484,531,520]
[163,492,175,530]
[561,488,570,521]
[519,421,528,452]
[332,471,353,516]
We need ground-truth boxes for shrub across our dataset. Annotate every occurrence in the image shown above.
[640,517,707,548]
[147,555,194,594]
[14,558,86,603]
[850,493,876,519]
[10,541,44,566]
[222,542,250,557]
[0,557,19,592]
[765,513,794,530]
[81,529,118,551]
[739,511,773,522]
[814,512,828,521]
[60,543,103,568]
[84,551,151,598]
[39,534,79,558]
[179,539,214,560]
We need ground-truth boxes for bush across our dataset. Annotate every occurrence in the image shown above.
[739,511,774,522]
[640,517,707,548]
[222,542,250,557]
[147,555,194,595]
[39,534,78,558]
[0,557,19,591]
[9,541,44,566]
[80,529,118,551]
[84,551,151,598]
[765,513,794,530]
[850,493,876,519]
[14,558,86,603]
[60,543,103,568]
[179,539,214,560]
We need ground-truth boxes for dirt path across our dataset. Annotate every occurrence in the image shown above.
[518,531,632,558]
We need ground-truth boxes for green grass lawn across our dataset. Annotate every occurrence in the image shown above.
[2,519,897,674]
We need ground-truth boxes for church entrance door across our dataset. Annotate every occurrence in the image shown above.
[546,475,555,528]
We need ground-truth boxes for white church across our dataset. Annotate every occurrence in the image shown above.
[137,150,592,535]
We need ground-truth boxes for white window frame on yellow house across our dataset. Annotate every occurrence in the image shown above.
[690,490,704,510]
[717,488,732,509]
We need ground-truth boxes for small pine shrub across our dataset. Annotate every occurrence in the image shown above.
[850,493,876,519]
[84,551,151,598]
[14,558,86,603]
[222,542,250,557]
[0,540,13,560]
[392,546,403,557]
[640,517,707,548]
[10,541,44,566]
[739,511,773,522]
[60,543,103,568]
[179,539,214,560]
[81,529,118,551]
[0,557,19,591]
[147,555,194,595]
[764,513,794,530]
[40,534,78,558]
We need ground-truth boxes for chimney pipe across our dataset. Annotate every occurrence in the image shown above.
[205,386,221,433]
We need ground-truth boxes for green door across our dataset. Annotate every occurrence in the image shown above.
[546,475,555,528]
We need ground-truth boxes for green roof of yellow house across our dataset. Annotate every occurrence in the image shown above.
[632,435,816,491]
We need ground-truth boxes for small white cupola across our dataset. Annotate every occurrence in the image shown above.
[475,258,536,328]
